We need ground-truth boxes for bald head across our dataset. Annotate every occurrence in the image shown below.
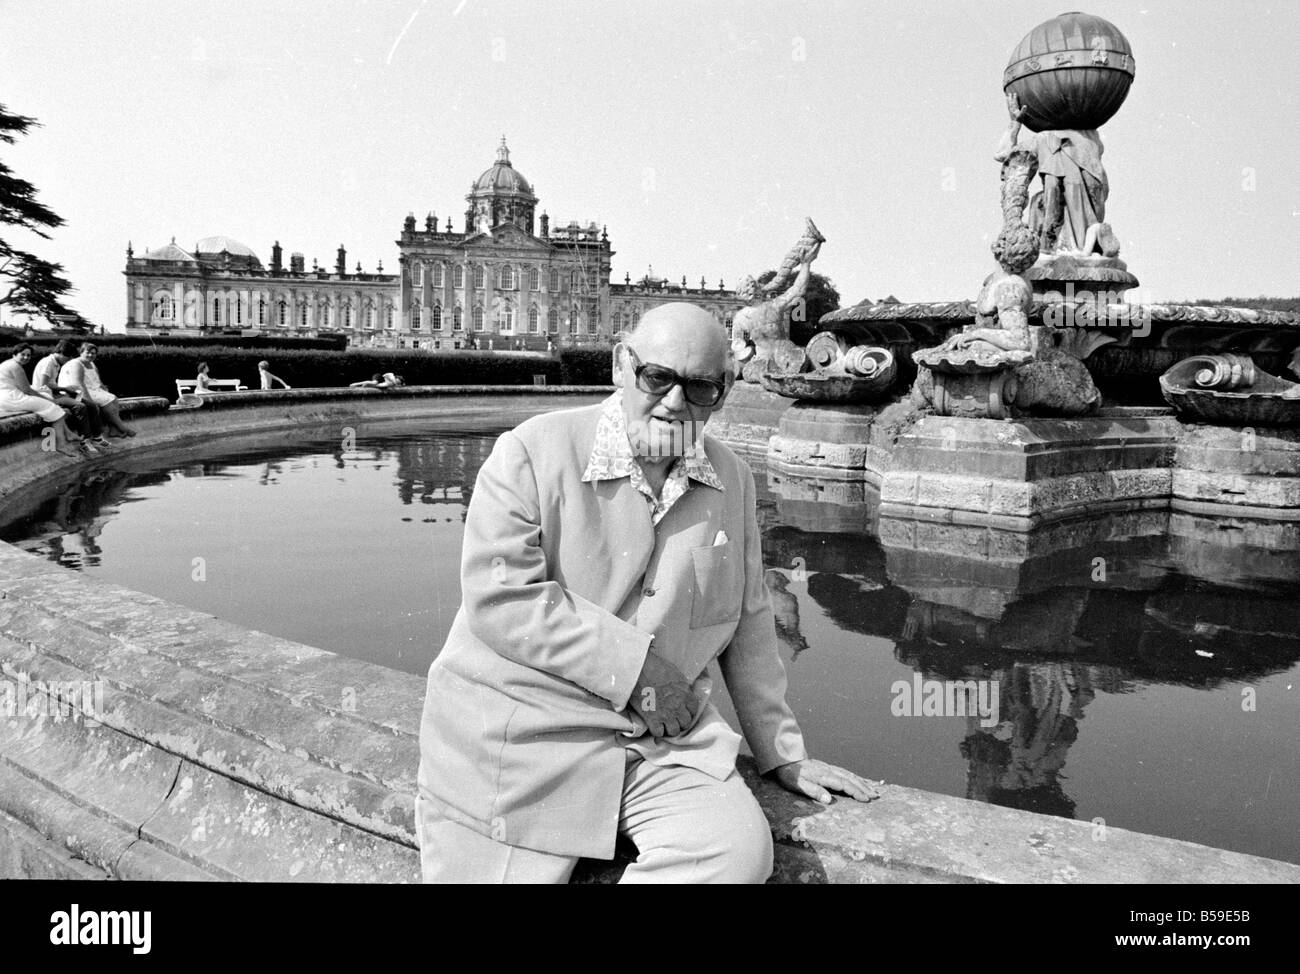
[626,303,730,371]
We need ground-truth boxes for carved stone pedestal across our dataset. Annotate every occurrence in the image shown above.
[879,409,1182,529]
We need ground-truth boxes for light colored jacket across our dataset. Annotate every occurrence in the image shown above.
[417,400,806,859]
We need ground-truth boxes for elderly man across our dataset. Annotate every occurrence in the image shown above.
[416,303,876,884]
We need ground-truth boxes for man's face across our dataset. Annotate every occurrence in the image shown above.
[614,308,732,460]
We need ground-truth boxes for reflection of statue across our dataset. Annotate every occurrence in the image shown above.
[959,662,1094,818]
[764,568,810,659]
[731,218,825,383]
[998,92,1113,257]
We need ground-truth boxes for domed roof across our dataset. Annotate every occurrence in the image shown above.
[194,236,260,261]
[142,238,197,262]
[469,137,535,198]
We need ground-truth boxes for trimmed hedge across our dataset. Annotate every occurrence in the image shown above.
[55,347,613,400]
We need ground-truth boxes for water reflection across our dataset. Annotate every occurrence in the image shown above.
[756,466,1300,839]
[2,431,1297,861]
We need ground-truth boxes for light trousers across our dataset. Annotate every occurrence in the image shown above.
[417,750,773,884]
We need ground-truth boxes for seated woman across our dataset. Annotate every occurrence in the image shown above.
[0,343,87,456]
[195,361,214,394]
[349,372,405,389]
[58,342,137,438]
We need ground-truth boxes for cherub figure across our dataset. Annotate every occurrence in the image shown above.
[937,146,1039,364]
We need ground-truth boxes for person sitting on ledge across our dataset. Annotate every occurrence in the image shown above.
[195,361,214,394]
[33,339,110,450]
[0,343,89,457]
[258,360,291,390]
[350,372,404,389]
[58,342,137,438]
[415,302,879,885]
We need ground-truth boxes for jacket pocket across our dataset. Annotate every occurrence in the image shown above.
[689,542,743,629]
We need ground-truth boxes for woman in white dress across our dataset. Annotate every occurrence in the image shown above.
[58,342,137,437]
[0,343,87,456]
[195,361,214,394]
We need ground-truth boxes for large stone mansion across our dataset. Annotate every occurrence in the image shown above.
[123,139,743,349]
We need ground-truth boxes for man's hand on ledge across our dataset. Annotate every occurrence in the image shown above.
[771,759,881,805]
[630,650,701,739]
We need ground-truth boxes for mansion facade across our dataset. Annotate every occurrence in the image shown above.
[123,140,743,349]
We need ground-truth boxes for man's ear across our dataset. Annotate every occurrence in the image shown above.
[611,342,626,385]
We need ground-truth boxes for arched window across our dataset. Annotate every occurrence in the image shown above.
[321,303,331,328]
[300,302,309,327]
[235,299,243,325]
[432,304,442,330]
[528,307,540,333]
[212,297,221,324]
[528,267,540,291]
[411,299,421,329]
[472,306,485,331]
[631,309,640,328]
[453,265,464,288]
[453,306,463,331]
[278,299,288,326]
[501,302,515,333]
[549,268,561,292]
[472,265,485,289]
[344,304,352,329]
[258,297,266,325]
[612,311,623,332]
[432,264,444,288]
[548,308,559,333]
[386,305,394,329]
[569,312,580,335]
[366,305,376,329]
[413,263,424,286]
[500,264,515,290]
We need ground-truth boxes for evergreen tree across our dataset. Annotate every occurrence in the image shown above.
[0,103,85,327]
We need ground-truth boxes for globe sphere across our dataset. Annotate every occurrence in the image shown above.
[1003,11,1135,131]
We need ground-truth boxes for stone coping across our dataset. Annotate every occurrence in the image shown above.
[2,386,1298,882]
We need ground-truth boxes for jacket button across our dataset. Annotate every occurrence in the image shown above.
[642,587,656,597]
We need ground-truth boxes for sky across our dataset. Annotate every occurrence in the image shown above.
[2,0,1298,330]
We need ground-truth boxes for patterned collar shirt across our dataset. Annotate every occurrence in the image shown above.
[581,392,724,524]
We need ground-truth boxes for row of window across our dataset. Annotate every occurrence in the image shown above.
[408,302,589,334]
[411,262,594,293]
[153,294,394,330]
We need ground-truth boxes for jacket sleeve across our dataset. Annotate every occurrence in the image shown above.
[460,428,650,711]
[717,458,808,773]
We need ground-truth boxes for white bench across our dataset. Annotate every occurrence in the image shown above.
[175,378,247,399]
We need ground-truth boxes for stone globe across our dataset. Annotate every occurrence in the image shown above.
[1003,11,1135,131]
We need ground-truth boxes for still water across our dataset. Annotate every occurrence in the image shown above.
[2,399,1297,865]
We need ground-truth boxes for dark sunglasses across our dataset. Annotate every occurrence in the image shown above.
[624,346,727,407]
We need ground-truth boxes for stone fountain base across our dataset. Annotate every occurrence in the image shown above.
[878,410,1180,530]
[711,390,1300,529]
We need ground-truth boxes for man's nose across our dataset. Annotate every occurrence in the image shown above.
[661,383,688,412]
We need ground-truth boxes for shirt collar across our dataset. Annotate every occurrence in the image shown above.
[581,392,724,491]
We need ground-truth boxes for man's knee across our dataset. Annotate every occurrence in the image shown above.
[687,784,774,884]
[719,810,774,884]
